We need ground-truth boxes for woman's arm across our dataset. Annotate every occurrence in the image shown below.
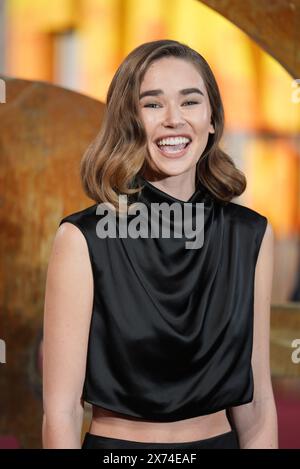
[228,221,278,449]
[42,222,94,448]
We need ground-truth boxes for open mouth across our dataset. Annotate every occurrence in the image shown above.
[155,139,192,157]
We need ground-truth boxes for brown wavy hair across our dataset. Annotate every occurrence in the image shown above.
[80,39,246,211]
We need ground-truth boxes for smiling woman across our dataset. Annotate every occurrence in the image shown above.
[138,57,215,170]
[79,39,246,210]
[43,39,277,449]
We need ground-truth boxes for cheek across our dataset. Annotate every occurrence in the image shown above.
[192,108,211,129]
[140,111,157,137]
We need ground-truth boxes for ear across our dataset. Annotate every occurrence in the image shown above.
[209,117,215,134]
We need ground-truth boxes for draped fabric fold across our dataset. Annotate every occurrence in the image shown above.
[59,175,268,422]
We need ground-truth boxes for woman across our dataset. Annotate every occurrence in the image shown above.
[42,39,278,449]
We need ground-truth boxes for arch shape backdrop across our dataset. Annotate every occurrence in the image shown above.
[200,0,300,77]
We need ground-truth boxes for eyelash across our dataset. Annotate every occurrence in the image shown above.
[143,101,199,108]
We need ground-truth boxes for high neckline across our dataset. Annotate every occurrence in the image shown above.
[136,175,208,205]
[139,175,207,205]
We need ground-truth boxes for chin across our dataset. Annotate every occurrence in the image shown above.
[151,160,196,177]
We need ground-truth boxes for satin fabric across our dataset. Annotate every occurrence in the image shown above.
[59,175,267,422]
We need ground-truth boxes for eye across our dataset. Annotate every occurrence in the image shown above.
[182,101,199,106]
[143,103,161,108]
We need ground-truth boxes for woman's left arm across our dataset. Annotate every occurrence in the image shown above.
[229,221,278,449]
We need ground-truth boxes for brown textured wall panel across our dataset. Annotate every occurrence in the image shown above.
[0,76,104,448]
[199,0,300,77]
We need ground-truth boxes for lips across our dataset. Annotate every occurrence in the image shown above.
[155,140,192,159]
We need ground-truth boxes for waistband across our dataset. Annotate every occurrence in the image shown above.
[82,430,240,449]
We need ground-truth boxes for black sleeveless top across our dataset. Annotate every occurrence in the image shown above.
[59,175,268,422]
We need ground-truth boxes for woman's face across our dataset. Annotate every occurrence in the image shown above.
[138,57,215,177]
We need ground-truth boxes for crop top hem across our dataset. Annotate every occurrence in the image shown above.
[81,396,254,423]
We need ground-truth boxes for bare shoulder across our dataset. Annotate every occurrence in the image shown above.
[55,220,89,248]
[46,221,93,304]
[265,220,273,236]
[260,220,274,246]
[48,222,91,277]
[256,220,274,270]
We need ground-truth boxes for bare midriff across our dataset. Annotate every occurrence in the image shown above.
[88,405,232,443]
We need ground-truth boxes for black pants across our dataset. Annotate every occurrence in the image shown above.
[82,429,240,449]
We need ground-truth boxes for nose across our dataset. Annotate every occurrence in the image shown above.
[162,103,185,128]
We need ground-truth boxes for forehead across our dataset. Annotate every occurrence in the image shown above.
[140,57,206,91]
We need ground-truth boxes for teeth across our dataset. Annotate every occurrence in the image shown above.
[156,136,191,146]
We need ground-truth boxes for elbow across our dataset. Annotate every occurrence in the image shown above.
[42,403,84,449]
[232,397,278,449]
[43,393,84,420]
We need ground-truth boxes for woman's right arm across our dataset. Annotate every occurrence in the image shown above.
[42,222,94,448]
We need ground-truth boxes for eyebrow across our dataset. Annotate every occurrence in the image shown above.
[139,87,204,100]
